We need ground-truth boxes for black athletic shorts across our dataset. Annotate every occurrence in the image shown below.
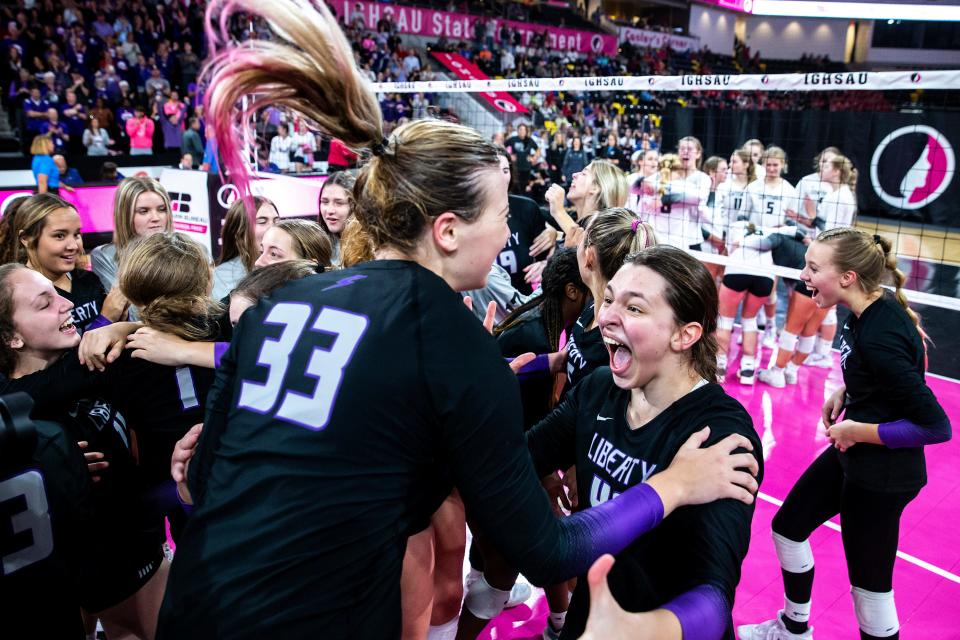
[722,273,774,298]
[793,280,814,298]
[81,527,165,613]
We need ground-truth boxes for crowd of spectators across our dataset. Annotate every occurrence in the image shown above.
[2,0,214,176]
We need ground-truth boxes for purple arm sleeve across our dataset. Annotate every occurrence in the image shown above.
[213,342,229,368]
[878,418,952,449]
[661,584,730,640]
[86,314,112,331]
[559,482,664,572]
[508,353,550,381]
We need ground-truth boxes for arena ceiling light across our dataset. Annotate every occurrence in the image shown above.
[749,0,960,21]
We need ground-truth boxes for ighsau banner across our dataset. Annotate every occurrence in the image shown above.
[375,70,960,93]
[432,52,528,114]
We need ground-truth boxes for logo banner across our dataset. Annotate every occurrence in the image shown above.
[337,0,618,55]
[432,52,528,114]
[374,70,960,93]
[618,26,700,53]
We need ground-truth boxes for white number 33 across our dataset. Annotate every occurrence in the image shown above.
[238,303,368,431]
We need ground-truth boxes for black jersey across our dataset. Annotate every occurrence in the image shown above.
[838,295,947,492]
[1,349,213,488]
[527,369,762,640]
[159,261,669,640]
[565,303,607,392]
[498,306,554,429]
[499,195,548,295]
[0,418,95,639]
[56,269,106,335]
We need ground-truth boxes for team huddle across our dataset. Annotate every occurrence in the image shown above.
[0,1,950,640]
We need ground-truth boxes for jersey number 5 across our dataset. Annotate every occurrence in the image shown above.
[238,303,369,431]
[0,471,54,575]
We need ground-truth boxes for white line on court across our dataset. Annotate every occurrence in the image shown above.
[757,491,960,585]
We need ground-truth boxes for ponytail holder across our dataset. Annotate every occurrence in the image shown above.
[371,137,390,157]
[631,218,641,234]
[873,234,882,245]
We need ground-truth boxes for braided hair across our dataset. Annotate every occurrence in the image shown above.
[494,248,586,351]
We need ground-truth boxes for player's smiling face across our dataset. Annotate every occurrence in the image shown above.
[800,241,845,308]
[448,167,510,291]
[7,268,80,361]
[597,263,678,389]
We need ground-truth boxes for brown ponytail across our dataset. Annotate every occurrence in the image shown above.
[584,208,658,283]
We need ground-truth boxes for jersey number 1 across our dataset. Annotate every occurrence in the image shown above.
[238,303,368,431]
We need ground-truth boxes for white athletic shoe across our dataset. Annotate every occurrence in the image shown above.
[804,353,833,369]
[784,366,798,385]
[739,367,756,385]
[506,581,533,608]
[762,326,779,349]
[463,573,530,610]
[738,613,813,640]
[542,620,563,640]
[758,368,786,388]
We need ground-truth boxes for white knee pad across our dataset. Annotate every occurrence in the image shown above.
[772,531,814,574]
[822,307,838,326]
[778,331,798,352]
[852,587,899,638]
[741,316,759,333]
[717,315,735,331]
[797,335,816,354]
[464,575,511,619]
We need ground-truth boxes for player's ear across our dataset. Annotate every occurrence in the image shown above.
[432,212,460,254]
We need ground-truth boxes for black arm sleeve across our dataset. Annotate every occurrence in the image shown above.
[859,324,947,427]
[187,326,239,506]
[525,388,579,479]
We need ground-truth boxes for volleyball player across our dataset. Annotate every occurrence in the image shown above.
[11,194,126,333]
[461,247,763,640]
[0,263,168,638]
[712,149,757,247]
[565,209,657,391]
[545,160,628,248]
[759,156,857,387]
[626,148,659,219]
[701,155,730,282]
[740,146,799,349]
[155,2,759,636]
[793,147,840,235]
[254,218,333,269]
[739,228,951,640]
[648,136,712,251]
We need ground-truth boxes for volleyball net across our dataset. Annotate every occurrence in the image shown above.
[368,70,960,309]
[369,69,960,373]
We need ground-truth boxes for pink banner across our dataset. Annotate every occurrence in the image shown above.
[694,0,754,13]
[617,26,700,53]
[338,0,617,55]
[432,52,528,114]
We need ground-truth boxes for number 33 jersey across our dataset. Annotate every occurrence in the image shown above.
[160,261,547,639]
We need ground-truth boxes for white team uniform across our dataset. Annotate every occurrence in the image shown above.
[724,220,777,278]
[650,170,712,249]
[627,172,659,220]
[818,184,857,231]
[796,172,832,236]
[710,180,751,244]
[741,178,799,230]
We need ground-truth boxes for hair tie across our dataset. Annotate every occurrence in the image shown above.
[631,218,641,234]
[873,234,882,245]
[371,137,390,156]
